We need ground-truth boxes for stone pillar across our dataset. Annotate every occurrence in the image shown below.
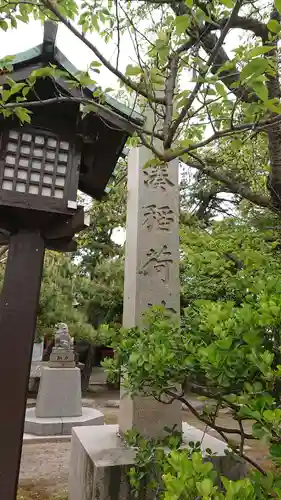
[119,143,182,439]
[68,136,247,500]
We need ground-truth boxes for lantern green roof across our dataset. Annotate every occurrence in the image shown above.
[11,21,143,128]
[1,21,144,200]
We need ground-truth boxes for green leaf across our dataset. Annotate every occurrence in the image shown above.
[248,46,275,57]
[215,82,227,98]
[267,19,281,33]
[0,20,8,31]
[230,139,243,150]
[220,0,234,7]
[129,352,139,364]
[9,82,26,96]
[125,65,142,76]
[270,444,281,458]
[0,55,14,71]
[275,0,281,13]
[11,17,17,29]
[174,15,190,35]
[240,58,269,81]
[184,0,193,7]
[250,81,268,101]
[92,14,100,32]
[197,478,214,496]
[90,61,102,68]
[266,99,281,114]
[150,68,164,85]
[22,86,30,98]
[14,107,31,123]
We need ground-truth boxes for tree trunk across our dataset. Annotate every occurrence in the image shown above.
[265,21,281,209]
[81,343,96,395]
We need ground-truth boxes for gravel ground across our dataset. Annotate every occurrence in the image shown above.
[19,442,71,496]
[19,390,120,496]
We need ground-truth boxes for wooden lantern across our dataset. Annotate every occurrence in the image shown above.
[0,126,79,214]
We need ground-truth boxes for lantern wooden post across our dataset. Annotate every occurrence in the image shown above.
[0,230,45,500]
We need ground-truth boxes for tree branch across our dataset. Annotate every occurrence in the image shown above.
[164,390,266,475]
[218,16,267,38]
[171,2,259,102]
[182,155,274,211]
[40,0,165,105]
[114,0,121,71]
[165,114,281,161]
[0,95,165,140]
[164,0,243,148]
[164,54,178,140]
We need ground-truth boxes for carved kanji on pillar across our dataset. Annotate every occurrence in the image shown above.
[140,245,173,283]
[120,142,181,439]
[144,164,175,191]
[142,204,175,232]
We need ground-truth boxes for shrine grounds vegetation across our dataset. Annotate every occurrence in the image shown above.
[5,0,281,497]
[98,212,281,498]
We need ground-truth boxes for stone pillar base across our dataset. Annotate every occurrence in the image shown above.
[25,407,104,436]
[69,424,247,500]
[119,388,182,439]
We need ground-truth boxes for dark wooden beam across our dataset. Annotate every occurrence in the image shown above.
[0,230,45,500]
[43,206,89,240]
[46,237,77,252]
[0,64,44,85]
[0,232,9,245]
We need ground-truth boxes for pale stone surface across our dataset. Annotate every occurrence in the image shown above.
[36,367,82,418]
[29,361,84,379]
[69,424,135,500]
[69,423,247,500]
[61,411,104,435]
[119,387,181,440]
[120,144,181,438]
[31,341,43,361]
[25,410,62,435]
[104,400,120,408]
[89,366,108,385]
[49,348,75,368]
[23,433,71,444]
[25,407,104,436]
[30,361,49,378]
[123,148,180,325]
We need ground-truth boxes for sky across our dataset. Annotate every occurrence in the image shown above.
[0,16,240,243]
[0,19,134,89]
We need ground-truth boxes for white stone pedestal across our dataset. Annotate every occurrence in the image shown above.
[25,366,104,436]
[36,367,82,417]
[69,424,248,500]
[25,406,104,436]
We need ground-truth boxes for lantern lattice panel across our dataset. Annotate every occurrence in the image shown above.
[1,130,70,199]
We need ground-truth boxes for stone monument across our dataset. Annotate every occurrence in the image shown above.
[25,323,103,436]
[69,109,246,500]
[118,148,182,440]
